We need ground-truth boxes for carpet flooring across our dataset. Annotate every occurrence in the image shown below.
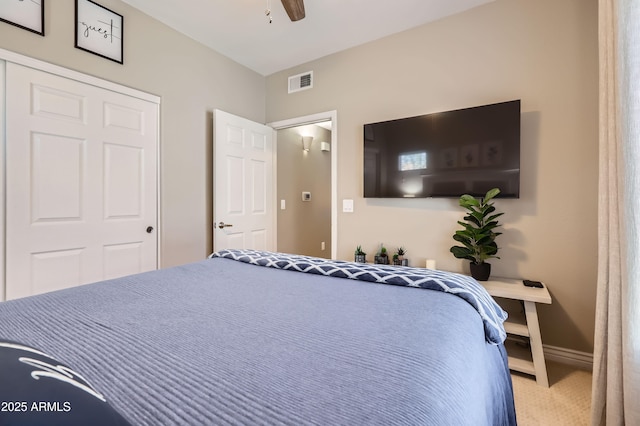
[512,361,593,425]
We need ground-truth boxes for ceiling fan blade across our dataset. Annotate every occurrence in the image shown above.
[281,0,305,21]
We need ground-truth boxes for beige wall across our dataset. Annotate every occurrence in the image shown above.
[277,125,332,258]
[0,0,599,354]
[0,0,266,267]
[266,0,599,353]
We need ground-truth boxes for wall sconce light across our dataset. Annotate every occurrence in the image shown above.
[302,136,313,151]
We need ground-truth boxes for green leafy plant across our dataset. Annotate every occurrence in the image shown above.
[450,188,503,265]
[393,247,408,266]
[354,245,367,263]
[374,244,389,264]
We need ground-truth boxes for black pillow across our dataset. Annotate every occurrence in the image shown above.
[0,341,131,426]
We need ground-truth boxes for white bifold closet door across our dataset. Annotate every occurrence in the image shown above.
[5,62,158,300]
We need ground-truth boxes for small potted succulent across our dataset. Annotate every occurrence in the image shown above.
[374,244,389,265]
[354,245,367,263]
[393,247,408,266]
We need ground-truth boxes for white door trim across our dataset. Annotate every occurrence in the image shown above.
[268,111,338,260]
[0,49,161,301]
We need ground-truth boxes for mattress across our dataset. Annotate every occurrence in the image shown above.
[0,250,516,425]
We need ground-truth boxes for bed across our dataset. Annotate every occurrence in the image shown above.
[0,249,516,425]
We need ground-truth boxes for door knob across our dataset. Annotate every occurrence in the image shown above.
[218,222,233,229]
[146,226,154,233]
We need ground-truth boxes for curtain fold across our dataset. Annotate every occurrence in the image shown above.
[592,0,640,424]
[619,0,640,423]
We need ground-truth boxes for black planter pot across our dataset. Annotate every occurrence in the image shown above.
[470,262,491,281]
[354,254,366,263]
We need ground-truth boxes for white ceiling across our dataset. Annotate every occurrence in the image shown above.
[121,0,493,76]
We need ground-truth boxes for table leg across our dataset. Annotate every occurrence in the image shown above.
[523,300,549,387]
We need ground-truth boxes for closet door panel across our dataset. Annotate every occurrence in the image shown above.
[5,63,158,300]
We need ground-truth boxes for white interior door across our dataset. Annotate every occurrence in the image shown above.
[213,110,274,252]
[5,62,158,300]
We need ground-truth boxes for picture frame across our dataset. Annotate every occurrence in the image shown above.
[460,144,480,168]
[439,147,458,169]
[75,0,123,64]
[0,0,45,36]
[482,141,503,166]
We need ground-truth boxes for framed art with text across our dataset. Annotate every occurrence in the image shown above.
[75,0,123,64]
[0,0,45,36]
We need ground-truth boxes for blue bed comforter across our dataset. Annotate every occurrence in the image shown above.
[0,253,516,425]
[212,249,508,344]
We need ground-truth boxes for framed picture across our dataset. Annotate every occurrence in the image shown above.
[75,0,123,64]
[0,0,45,36]
[439,148,458,169]
[482,141,503,166]
[460,144,480,168]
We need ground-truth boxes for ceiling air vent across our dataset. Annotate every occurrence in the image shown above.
[288,71,313,94]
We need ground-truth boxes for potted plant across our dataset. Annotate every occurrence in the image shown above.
[393,247,408,266]
[449,188,503,281]
[354,245,367,263]
[374,244,389,265]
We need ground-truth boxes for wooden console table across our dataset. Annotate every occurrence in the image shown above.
[479,277,552,387]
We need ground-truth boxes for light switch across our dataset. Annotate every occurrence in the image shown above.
[281,199,286,210]
[343,199,354,213]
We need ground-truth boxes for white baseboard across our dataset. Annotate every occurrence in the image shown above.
[543,344,593,371]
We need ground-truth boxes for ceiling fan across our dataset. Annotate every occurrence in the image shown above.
[281,0,305,21]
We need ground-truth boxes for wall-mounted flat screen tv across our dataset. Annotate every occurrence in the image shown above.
[363,100,521,198]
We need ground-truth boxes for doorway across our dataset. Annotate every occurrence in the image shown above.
[269,111,338,260]
[276,122,332,258]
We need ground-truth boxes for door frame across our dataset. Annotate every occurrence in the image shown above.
[268,110,338,259]
[0,48,161,301]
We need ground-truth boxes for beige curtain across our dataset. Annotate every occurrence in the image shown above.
[592,0,640,424]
